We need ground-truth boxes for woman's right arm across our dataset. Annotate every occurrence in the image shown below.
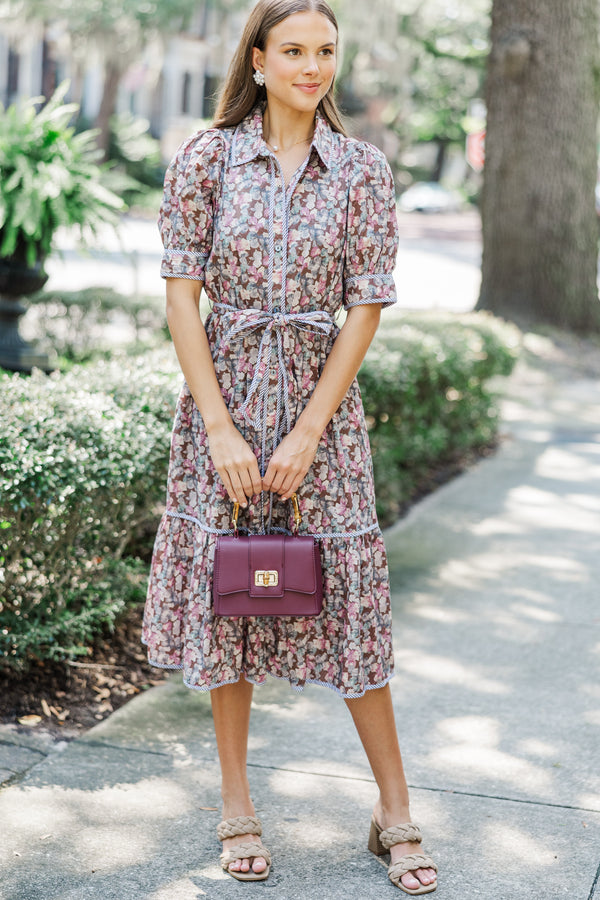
[166,277,262,506]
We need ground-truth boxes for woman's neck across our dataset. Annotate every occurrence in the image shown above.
[263,103,316,153]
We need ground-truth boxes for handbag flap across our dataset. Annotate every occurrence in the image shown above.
[281,536,318,595]
[214,535,318,599]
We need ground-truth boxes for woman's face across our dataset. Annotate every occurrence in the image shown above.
[252,11,338,115]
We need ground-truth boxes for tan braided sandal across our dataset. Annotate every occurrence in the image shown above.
[368,818,438,895]
[217,815,271,882]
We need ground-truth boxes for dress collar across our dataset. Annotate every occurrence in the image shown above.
[231,105,334,169]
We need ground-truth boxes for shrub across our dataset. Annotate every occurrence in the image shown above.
[0,82,124,267]
[0,312,520,671]
[360,311,520,524]
[24,287,167,365]
[0,348,180,671]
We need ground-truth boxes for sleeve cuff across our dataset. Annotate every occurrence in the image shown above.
[160,249,209,280]
[343,273,397,310]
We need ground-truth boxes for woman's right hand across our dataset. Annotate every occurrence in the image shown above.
[207,422,263,507]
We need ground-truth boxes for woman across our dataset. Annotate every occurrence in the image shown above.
[143,0,438,893]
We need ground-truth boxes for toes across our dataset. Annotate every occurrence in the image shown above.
[401,872,422,890]
[402,868,437,890]
[252,856,268,873]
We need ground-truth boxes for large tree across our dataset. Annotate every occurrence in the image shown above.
[477,0,600,331]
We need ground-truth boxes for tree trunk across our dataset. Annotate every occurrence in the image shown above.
[477,1,600,332]
[432,140,447,182]
[94,61,123,160]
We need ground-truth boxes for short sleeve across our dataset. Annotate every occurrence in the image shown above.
[158,130,225,281]
[343,144,399,310]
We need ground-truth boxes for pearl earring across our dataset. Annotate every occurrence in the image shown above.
[253,70,265,87]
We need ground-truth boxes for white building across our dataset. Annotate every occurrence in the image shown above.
[0,3,247,159]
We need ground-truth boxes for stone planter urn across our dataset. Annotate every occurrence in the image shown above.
[0,252,51,372]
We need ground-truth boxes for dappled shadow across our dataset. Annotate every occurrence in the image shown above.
[1,370,600,898]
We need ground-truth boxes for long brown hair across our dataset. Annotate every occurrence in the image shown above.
[213,0,347,135]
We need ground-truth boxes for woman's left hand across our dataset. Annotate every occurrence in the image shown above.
[262,427,320,500]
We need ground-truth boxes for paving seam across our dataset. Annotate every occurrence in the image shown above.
[0,740,46,756]
[588,859,600,900]
[77,738,172,758]
[246,763,600,816]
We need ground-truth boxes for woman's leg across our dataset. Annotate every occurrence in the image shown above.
[345,684,437,892]
[211,677,268,875]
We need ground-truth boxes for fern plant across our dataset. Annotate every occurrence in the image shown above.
[0,82,124,268]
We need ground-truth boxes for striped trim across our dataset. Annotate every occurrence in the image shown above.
[165,508,380,540]
[160,272,204,281]
[163,250,210,261]
[345,273,395,286]
[180,669,395,699]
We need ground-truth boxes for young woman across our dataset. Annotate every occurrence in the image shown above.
[143,0,438,893]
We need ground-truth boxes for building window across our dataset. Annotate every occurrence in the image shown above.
[181,71,192,115]
[7,47,19,103]
[203,74,219,119]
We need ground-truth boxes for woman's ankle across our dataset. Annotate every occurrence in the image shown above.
[374,795,411,827]
[220,785,255,816]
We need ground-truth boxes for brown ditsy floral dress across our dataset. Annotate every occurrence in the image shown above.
[142,105,400,698]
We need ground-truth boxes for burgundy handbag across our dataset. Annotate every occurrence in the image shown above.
[212,494,323,617]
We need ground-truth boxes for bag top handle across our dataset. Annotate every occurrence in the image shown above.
[232,493,301,536]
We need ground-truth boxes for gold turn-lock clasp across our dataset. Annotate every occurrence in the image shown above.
[254,570,279,587]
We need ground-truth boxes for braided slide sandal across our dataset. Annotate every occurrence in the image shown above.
[368,817,437,895]
[217,815,271,882]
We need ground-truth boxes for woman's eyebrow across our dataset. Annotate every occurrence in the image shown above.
[278,41,336,49]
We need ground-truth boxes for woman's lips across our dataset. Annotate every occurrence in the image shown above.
[294,83,321,93]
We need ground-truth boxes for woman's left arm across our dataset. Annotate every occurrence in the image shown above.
[262,304,381,499]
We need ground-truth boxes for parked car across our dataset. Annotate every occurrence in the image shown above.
[399,181,463,214]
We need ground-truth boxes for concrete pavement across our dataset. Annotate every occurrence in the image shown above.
[1,336,600,899]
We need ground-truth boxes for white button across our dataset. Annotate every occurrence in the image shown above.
[275,243,282,252]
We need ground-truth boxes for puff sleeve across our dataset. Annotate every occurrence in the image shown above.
[343,144,399,309]
[158,130,225,281]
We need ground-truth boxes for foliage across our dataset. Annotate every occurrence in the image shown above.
[0,313,519,671]
[12,0,199,58]
[0,348,180,672]
[108,113,165,201]
[402,0,488,146]
[24,287,167,365]
[0,83,124,267]
[360,311,520,525]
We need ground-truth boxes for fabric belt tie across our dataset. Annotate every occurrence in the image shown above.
[213,304,334,435]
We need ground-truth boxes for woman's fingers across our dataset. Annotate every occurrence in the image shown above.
[207,424,263,505]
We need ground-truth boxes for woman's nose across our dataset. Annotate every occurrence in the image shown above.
[303,56,319,75]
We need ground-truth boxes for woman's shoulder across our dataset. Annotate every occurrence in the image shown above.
[169,126,234,173]
[334,133,390,171]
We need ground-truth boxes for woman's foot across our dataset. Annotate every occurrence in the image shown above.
[373,800,437,893]
[219,801,269,877]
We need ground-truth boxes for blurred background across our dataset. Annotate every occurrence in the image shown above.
[0,0,489,206]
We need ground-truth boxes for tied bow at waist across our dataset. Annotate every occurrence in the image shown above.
[213,303,334,434]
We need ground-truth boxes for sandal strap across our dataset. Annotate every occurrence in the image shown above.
[220,841,272,869]
[388,853,438,884]
[217,815,262,841]
[379,822,423,849]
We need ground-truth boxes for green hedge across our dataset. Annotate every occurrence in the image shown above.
[363,311,520,525]
[0,313,520,671]
[24,287,167,365]
[0,349,179,670]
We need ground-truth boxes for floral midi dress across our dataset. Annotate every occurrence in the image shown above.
[142,105,400,698]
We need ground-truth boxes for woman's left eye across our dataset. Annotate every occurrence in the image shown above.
[286,48,300,56]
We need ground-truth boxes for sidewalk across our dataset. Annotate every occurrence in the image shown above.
[1,346,600,900]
